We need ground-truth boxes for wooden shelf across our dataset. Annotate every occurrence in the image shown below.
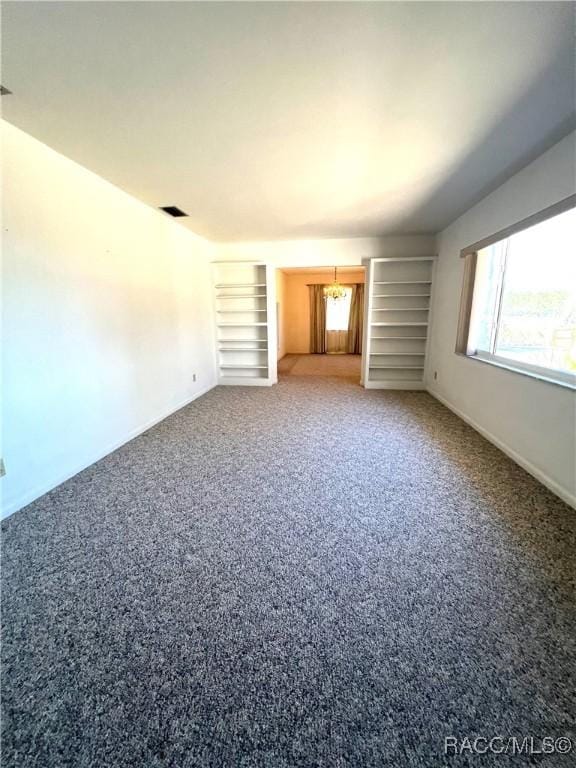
[215,283,266,288]
[373,257,434,262]
[216,293,267,298]
[370,322,429,327]
[373,281,432,285]
[213,261,275,386]
[365,256,434,390]
[220,365,269,370]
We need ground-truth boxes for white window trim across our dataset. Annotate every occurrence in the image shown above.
[470,350,576,390]
[456,194,576,391]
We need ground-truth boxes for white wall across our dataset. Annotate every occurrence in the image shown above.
[217,235,435,269]
[427,131,576,507]
[1,122,217,518]
[7,116,571,519]
[220,235,436,383]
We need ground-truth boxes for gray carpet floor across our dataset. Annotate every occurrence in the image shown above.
[2,375,575,767]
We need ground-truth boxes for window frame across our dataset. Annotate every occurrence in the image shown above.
[455,194,576,391]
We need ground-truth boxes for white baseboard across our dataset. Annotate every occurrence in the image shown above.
[1,383,215,519]
[427,387,576,510]
[217,378,277,387]
[363,381,426,390]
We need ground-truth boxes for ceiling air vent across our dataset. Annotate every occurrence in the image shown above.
[160,206,188,217]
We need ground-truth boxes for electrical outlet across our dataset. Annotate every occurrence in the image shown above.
[0,458,5,478]
[433,371,438,381]
[192,373,197,383]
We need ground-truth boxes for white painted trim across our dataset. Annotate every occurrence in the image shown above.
[370,256,436,263]
[471,352,576,391]
[362,258,375,387]
[427,387,576,510]
[1,383,216,519]
[364,381,426,390]
[217,378,276,386]
[423,257,438,384]
[265,263,278,382]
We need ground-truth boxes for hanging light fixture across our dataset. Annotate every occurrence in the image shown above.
[323,267,347,300]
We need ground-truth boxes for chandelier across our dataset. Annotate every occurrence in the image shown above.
[323,267,347,300]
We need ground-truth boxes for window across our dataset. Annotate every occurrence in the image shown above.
[325,287,352,331]
[459,202,576,389]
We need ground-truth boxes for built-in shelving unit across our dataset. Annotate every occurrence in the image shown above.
[212,262,277,386]
[362,257,435,390]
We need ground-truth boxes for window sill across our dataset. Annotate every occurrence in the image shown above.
[463,352,576,391]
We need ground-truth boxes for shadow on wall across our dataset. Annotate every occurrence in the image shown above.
[396,49,576,233]
[285,49,576,239]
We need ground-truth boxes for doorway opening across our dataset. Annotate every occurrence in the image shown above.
[275,266,366,381]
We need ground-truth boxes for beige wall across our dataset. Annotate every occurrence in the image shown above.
[282,270,365,354]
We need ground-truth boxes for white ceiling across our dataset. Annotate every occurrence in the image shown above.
[2,2,574,242]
